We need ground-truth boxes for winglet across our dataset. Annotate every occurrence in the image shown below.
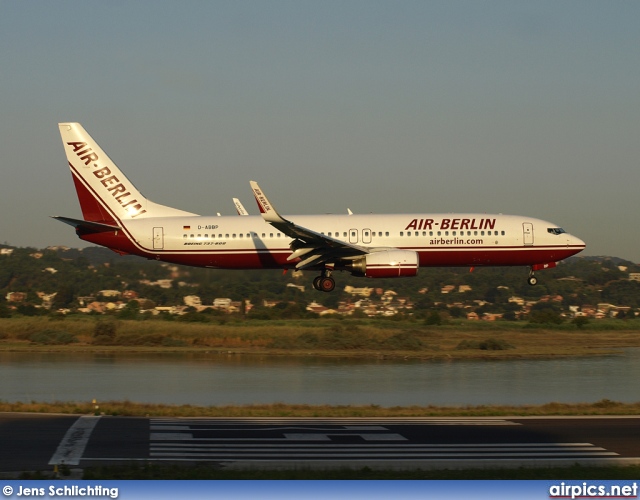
[250,181,287,224]
[233,198,249,216]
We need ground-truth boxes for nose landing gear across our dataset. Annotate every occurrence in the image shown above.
[528,268,538,286]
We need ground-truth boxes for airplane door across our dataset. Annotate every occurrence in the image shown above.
[349,229,358,244]
[153,227,164,250]
[362,228,372,244]
[523,223,534,246]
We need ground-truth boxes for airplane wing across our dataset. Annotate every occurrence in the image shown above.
[250,181,369,270]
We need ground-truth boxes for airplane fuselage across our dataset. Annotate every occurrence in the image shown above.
[78,212,584,270]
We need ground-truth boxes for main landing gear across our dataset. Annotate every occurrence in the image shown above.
[313,269,335,292]
[528,268,538,286]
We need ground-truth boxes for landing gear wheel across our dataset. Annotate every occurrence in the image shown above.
[319,276,335,293]
[528,276,538,286]
[312,276,323,291]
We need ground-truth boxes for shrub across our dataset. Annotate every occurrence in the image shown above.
[297,332,320,348]
[424,311,442,326]
[116,333,167,346]
[319,324,377,350]
[528,309,564,325]
[161,337,188,347]
[382,332,424,350]
[29,329,78,345]
[456,338,514,351]
[478,338,514,350]
[94,319,118,338]
[572,316,590,330]
[456,340,481,350]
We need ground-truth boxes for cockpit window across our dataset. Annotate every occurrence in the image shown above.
[547,228,566,235]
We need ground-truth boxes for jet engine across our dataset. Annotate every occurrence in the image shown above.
[347,250,419,278]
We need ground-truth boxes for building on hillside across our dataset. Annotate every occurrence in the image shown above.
[37,292,57,309]
[286,283,305,292]
[183,295,202,308]
[344,286,374,297]
[6,292,27,302]
[213,298,232,309]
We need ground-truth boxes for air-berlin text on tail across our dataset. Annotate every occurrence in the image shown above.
[66,141,147,218]
[405,218,496,231]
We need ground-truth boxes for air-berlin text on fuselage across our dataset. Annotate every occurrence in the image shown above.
[405,218,496,231]
[67,141,147,217]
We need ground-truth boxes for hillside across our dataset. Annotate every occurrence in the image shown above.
[1,244,639,320]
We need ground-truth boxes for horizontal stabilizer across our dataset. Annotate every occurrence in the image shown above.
[52,216,120,233]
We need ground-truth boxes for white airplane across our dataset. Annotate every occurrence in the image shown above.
[54,123,586,292]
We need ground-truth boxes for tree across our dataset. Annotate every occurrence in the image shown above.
[572,316,590,329]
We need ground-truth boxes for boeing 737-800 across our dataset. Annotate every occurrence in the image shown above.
[54,123,585,292]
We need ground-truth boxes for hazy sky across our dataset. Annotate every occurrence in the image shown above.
[1,1,639,261]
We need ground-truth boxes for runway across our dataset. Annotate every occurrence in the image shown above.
[2,414,640,472]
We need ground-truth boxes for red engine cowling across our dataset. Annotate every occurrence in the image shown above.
[348,250,419,278]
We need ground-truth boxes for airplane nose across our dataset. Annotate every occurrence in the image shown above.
[570,234,586,249]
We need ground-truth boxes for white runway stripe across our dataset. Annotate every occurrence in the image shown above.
[149,418,618,461]
[49,415,101,466]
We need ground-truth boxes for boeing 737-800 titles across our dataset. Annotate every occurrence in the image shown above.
[54,123,585,292]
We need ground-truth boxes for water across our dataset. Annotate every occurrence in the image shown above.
[1,350,639,407]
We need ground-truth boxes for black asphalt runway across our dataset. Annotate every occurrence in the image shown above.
[1,414,639,472]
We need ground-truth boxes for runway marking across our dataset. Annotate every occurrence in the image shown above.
[150,433,407,442]
[48,415,101,466]
[150,418,520,426]
[148,418,618,462]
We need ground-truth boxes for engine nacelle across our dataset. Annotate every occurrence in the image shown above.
[348,250,419,278]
